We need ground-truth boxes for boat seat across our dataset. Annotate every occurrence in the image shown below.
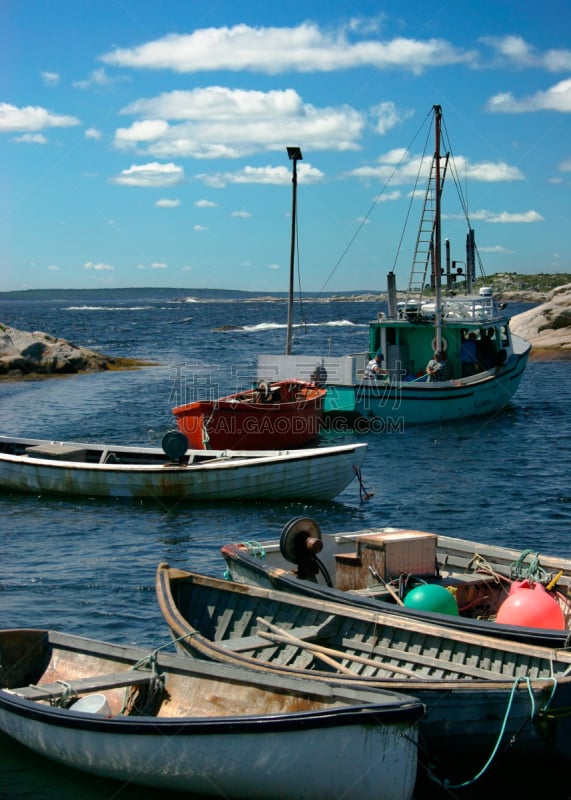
[25,443,87,462]
[8,669,158,701]
[223,619,336,652]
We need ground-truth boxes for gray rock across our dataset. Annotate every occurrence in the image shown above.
[510,284,571,352]
[0,324,145,377]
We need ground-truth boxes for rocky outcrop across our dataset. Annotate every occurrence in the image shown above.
[0,324,152,378]
[510,284,571,352]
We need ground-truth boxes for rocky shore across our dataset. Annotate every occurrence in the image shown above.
[510,283,571,355]
[0,324,155,378]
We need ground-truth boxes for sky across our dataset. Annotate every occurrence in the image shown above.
[2,0,571,293]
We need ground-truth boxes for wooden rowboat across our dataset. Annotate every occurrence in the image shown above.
[156,562,571,784]
[0,435,366,502]
[0,628,423,800]
[173,379,326,450]
[221,517,571,647]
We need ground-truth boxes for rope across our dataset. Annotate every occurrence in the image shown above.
[223,541,266,579]
[467,553,507,585]
[353,465,374,502]
[240,541,267,558]
[427,675,555,790]
[510,549,550,584]
[53,680,77,707]
[118,649,167,715]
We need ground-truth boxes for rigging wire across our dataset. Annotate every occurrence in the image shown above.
[391,114,434,274]
[440,117,487,280]
[319,107,434,294]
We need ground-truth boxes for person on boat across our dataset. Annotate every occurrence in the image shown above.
[310,364,328,386]
[364,350,387,378]
[460,332,479,376]
[477,328,497,370]
[426,350,449,381]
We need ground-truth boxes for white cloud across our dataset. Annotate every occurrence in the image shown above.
[480,35,571,72]
[479,35,536,68]
[478,245,514,254]
[110,162,185,187]
[14,133,47,144]
[122,87,303,120]
[100,22,475,76]
[150,262,168,269]
[114,119,169,148]
[195,199,217,207]
[84,261,114,271]
[114,87,364,158]
[73,67,125,90]
[0,102,79,132]
[193,224,208,231]
[372,102,413,135]
[347,149,523,184]
[486,78,571,113]
[41,72,60,87]
[231,210,252,218]
[85,128,102,140]
[467,209,544,224]
[155,198,180,207]
[47,264,60,271]
[196,162,324,189]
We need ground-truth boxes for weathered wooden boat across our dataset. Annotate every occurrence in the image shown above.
[258,106,530,424]
[0,628,423,799]
[157,563,571,782]
[220,517,571,647]
[0,434,366,502]
[172,379,325,450]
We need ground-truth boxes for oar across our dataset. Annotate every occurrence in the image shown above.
[255,618,354,675]
[256,617,418,679]
[367,568,405,606]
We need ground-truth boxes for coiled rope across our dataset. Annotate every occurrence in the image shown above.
[511,549,550,583]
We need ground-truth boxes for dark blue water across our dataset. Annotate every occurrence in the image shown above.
[1,292,570,799]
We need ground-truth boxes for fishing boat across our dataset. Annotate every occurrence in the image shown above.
[220,516,571,647]
[0,433,366,502]
[156,563,571,782]
[0,628,423,799]
[258,105,531,424]
[172,379,325,450]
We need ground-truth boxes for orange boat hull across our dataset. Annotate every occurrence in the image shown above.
[173,380,325,450]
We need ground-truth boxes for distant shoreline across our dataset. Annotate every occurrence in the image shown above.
[0,287,546,304]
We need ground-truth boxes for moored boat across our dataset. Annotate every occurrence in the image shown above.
[0,434,366,502]
[220,516,571,647]
[0,628,423,799]
[258,105,531,424]
[172,379,325,450]
[156,563,571,782]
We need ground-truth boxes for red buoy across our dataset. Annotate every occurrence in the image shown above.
[496,580,566,630]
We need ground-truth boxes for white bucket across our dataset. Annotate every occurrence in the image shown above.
[70,693,111,715]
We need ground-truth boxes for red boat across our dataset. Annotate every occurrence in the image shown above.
[172,379,326,450]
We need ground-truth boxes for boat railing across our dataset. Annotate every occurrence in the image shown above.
[441,295,502,322]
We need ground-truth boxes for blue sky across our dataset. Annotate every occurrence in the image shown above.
[2,0,571,293]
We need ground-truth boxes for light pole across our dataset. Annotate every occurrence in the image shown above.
[285,146,302,355]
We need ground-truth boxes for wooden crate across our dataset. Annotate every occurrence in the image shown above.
[335,531,437,591]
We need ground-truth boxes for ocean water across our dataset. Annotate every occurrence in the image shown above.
[0,291,570,800]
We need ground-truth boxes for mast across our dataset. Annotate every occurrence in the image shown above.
[286,146,302,356]
[433,105,443,353]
